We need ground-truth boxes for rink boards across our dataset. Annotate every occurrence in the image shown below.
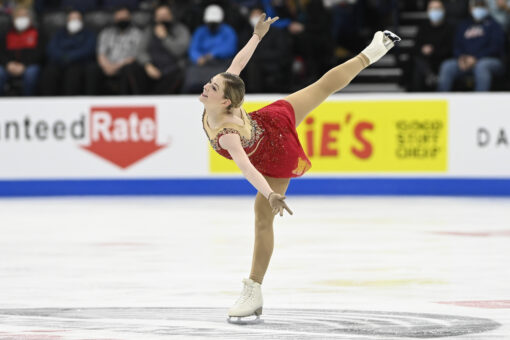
[0,94,509,196]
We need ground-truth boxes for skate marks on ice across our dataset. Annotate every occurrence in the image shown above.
[0,307,500,339]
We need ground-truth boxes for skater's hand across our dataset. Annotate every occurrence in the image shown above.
[268,192,293,217]
[253,13,279,40]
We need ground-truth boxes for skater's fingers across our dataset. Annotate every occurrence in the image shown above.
[258,13,266,23]
[268,16,279,24]
[279,206,284,217]
[283,203,293,215]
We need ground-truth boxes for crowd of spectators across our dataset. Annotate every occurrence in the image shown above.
[406,0,509,91]
[0,0,398,95]
[0,0,508,96]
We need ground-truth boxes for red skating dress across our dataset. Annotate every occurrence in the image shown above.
[202,99,311,178]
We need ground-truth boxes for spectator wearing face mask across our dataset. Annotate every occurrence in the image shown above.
[39,10,96,95]
[188,4,237,66]
[87,6,144,95]
[0,6,41,96]
[135,3,190,94]
[238,6,291,92]
[437,0,506,91]
[182,4,237,93]
[409,0,454,91]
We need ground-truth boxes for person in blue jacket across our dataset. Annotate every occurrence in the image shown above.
[39,9,96,95]
[182,4,237,93]
[437,0,506,91]
[188,4,237,66]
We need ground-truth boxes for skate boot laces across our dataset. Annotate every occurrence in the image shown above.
[234,278,254,306]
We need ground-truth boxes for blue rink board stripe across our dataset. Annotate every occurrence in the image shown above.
[1,178,510,197]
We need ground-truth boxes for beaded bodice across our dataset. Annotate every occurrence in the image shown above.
[202,108,265,156]
[201,100,311,178]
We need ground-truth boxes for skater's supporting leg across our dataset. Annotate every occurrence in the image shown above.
[284,54,369,128]
[249,176,291,284]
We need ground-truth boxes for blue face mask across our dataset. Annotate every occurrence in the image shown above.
[471,7,489,21]
[428,9,445,23]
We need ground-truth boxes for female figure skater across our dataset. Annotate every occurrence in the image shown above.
[200,13,400,323]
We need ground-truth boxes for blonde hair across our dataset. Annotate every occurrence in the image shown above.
[220,72,245,112]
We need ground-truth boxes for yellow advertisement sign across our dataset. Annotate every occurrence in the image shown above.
[210,100,448,173]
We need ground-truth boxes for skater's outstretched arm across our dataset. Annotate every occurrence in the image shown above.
[226,13,279,76]
[219,133,293,216]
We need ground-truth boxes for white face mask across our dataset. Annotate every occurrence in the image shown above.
[14,16,30,31]
[249,15,260,28]
[67,19,83,34]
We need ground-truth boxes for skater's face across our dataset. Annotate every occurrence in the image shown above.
[199,74,231,109]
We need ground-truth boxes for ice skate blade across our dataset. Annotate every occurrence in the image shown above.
[383,30,401,43]
[227,314,264,325]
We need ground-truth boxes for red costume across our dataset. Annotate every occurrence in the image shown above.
[203,99,311,178]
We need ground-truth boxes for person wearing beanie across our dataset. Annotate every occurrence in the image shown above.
[182,4,237,93]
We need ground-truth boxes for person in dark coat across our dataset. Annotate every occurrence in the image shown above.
[39,10,96,95]
[238,6,292,92]
[136,3,190,94]
[410,0,454,91]
[437,0,506,91]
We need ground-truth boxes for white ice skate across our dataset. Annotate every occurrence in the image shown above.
[361,30,401,65]
[227,278,264,324]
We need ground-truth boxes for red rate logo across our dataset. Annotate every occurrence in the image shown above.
[81,106,166,169]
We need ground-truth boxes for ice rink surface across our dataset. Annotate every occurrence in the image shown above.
[0,195,509,339]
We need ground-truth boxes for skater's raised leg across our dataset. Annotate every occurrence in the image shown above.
[285,30,400,127]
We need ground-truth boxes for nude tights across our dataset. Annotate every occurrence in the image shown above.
[249,55,369,284]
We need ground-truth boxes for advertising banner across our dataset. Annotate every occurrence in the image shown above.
[449,95,510,176]
[0,96,208,178]
[0,94,509,196]
[210,100,448,174]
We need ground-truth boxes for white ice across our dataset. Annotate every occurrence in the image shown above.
[0,196,509,339]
